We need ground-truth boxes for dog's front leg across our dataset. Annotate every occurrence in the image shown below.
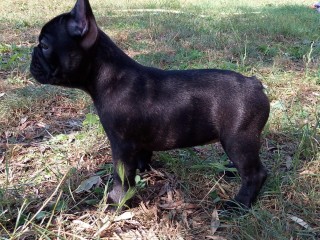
[107,146,137,205]
[107,142,152,205]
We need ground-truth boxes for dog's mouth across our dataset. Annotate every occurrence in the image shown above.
[30,47,61,85]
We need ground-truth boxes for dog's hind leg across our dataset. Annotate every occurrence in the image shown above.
[137,151,152,172]
[221,132,267,208]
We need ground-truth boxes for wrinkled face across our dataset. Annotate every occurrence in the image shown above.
[30,14,88,87]
[30,0,98,88]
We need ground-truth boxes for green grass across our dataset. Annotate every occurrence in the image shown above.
[1,0,319,239]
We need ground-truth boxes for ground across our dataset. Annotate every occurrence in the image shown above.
[0,0,319,239]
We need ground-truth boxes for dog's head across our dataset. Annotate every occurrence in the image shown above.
[30,0,98,88]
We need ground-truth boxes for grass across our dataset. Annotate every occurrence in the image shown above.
[0,0,319,239]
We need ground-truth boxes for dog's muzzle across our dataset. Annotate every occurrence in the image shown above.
[30,47,60,84]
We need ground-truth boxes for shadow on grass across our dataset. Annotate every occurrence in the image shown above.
[1,4,319,74]
[0,3,319,239]
[99,4,320,68]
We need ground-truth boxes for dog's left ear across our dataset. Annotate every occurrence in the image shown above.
[68,0,98,49]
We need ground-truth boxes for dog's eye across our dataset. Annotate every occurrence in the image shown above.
[39,42,49,50]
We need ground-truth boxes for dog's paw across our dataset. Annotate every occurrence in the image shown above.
[105,187,136,212]
[218,199,249,218]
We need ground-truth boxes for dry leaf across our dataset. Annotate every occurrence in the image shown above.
[159,200,183,210]
[300,170,315,175]
[75,176,102,193]
[140,201,149,213]
[114,211,135,222]
[20,117,28,124]
[211,209,220,235]
[158,182,169,196]
[182,211,190,229]
[93,220,111,237]
[167,188,173,202]
[73,220,93,230]
[285,155,293,170]
[36,122,47,128]
[287,214,312,230]
[205,236,227,240]
[151,167,165,177]
[184,203,198,209]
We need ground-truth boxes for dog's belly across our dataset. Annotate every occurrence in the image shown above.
[102,95,222,152]
[139,123,220,151]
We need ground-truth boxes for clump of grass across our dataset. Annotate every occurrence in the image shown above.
[0,43,30,72]
[0,86,73,132]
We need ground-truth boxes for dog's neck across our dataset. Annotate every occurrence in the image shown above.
[84,29,142,97]
[96,30,135,64]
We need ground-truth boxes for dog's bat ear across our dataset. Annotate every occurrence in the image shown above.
[68,0,98,49]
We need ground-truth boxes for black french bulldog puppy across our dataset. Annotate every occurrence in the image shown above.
[30,0,270,209]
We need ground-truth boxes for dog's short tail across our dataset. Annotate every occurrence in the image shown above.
[250,76,266,90]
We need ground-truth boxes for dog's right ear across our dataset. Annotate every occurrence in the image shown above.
[68,0,98,49]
